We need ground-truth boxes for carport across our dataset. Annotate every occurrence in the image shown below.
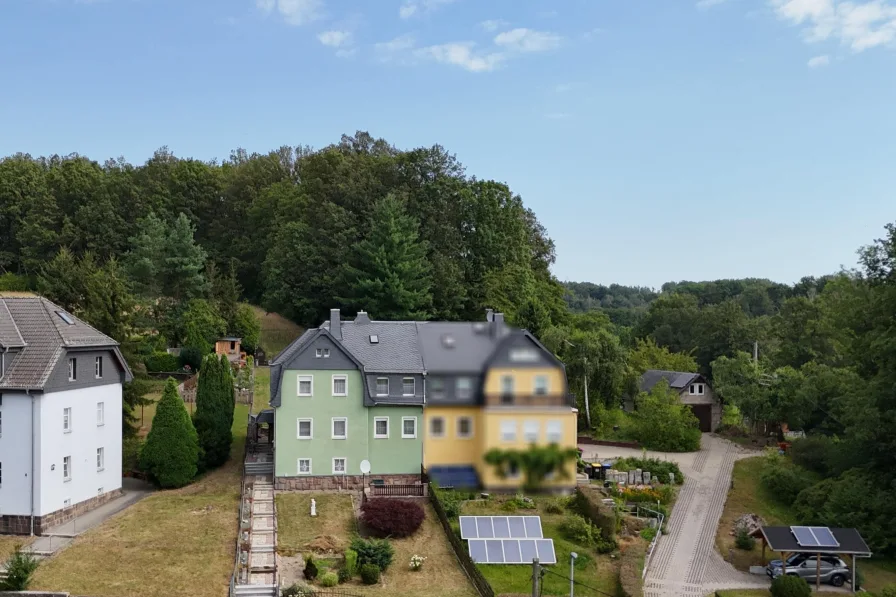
[754,525,872,593]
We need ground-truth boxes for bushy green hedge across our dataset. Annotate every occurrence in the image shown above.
[613,457,684,484]
[770,573,811,597]
[144,351,181,372]
[760,453,814,505]
[573,487,617,540]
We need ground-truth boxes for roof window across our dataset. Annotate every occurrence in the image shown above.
[57,311,75,325]
[369,335,379,344]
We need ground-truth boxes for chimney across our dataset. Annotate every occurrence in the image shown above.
[485,308,494,323]
[492,312,505,337]
[355,311,371,324]
[330,308,342,340]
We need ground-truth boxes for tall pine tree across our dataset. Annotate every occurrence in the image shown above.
[340,194,433,320]
[140,378,199,488]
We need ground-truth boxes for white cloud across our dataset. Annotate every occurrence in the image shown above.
[415,43,505,72]
[494,28,562,52]
[318,30,351,47]
[696,0,731,9]
[257,0,322,26]
[399,0,457,19]
[376,35,417,53]
[807,53,831,66]
[479,19,509,32]
[770,0,896,52]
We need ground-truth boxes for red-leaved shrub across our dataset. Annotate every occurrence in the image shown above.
[361,499,425,538]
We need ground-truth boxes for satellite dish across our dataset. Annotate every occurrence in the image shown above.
[360,460,371,474]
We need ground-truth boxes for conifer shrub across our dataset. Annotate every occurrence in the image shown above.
[360,563,381,585]
[770,573,811,597]
[139,378,199,488]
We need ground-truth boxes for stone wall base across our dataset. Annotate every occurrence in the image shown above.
[275,474,422,491]
[0,488,123,536]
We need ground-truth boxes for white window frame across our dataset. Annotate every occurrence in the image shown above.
[297,418,313,439]
[429,416,445,438]
[332,374,348,397]
[456,377,472,399]
[63,407,72,433]
[63,455,72,481]
[534,375,549,396]
[297,375,313,397]
[97,402,104,426]
[690,383,705,396]
[457,416,473,439]
[68,358,77,381]
[402,377,416,396]
[315,348,323,358]
[509,348,539,363]
[373,417,389,439]
[523,420,539,443]
[298,458,312,475]
[546,420,563,443]
[95,356,103,379]
[331,417,348,440]
[402,416,417,439]
[97,447,104,471]
[376,377,389,396]
[323,348,330,358]
[332,457,347,475]
[500,420,517,442]
[501,375,515,395]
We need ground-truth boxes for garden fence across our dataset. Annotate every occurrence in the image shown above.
[428,483,495,597]
[369,484,425,497]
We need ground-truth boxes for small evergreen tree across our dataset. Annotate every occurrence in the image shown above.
[140,378,199,487]
[0,545,39,590]
[340,194,433,320]
[194,355,234,470]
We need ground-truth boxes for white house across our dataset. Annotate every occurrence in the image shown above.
[0,296,132,535]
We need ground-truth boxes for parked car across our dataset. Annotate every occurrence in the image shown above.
[766,553,850,587]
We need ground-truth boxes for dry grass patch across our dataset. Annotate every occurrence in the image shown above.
[252,306,303,356]
[31,404,249,597]
[276,493,356,556]
[0,536,33,560]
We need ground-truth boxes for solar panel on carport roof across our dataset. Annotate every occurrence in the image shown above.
[493,516,511,538]
[524,517,543,538]
[810,527,839,547]
[460,517,478,539]
[792,526,820,547]
[509,517,526,538]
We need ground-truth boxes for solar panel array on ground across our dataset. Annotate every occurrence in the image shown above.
[460,516,556,565]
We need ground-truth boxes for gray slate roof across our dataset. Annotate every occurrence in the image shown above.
[326,321,425,373]
[0,297,131,390]
[415,322,501,373]
[0,300,26,348]
[639,369,702,393]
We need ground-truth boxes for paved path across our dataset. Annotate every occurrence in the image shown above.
[27,478,154,557]
[580,434,767,597]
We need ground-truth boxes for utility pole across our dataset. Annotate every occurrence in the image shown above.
[531,558,540,597]
[582,357,590,429]
[753,341,758,363]
[569,552,578,597]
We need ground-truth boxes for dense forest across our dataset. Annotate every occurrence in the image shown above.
[2,134,895,554]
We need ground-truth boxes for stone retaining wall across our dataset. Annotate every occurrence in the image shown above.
[275,474,421,491]
[0,488,123,536]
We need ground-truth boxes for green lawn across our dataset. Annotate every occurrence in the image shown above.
[253,366,270,411]
[716,457,896,593]
[461,496,621,597]
[32,403,250,597]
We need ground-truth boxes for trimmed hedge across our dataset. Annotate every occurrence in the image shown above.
[573,487,617,540]
[144,351,181,373]
[770,573,811,597]
[618,542,646,597]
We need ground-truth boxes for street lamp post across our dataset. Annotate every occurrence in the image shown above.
[570,552,578,597]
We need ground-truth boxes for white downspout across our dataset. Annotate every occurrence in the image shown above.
[27,389,35,536]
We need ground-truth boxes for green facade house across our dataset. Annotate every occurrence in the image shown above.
[270,309,424,490]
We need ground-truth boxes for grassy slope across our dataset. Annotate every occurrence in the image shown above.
[462,497,620,597]
[32,403,249,597]
[276,493,476,597]
[252,306,304,357]
[717,457,896,593]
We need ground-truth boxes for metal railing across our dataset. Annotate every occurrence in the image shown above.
[637,505,665,580]
[369,483,425,497]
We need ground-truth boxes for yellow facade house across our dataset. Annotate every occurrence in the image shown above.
[419,310,578,492]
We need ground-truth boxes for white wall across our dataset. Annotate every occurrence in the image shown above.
[36,384,122,516]
[0,392,34,516]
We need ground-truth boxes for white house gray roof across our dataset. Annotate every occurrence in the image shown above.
[0,296,130,390]
[639,370,703,393]
[324,321,425,373]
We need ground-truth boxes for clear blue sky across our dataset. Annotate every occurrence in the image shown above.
[2,0,894,288]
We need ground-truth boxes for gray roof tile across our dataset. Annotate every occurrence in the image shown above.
[0,297,127,390]
[415,322,501,373]
[639,369,702,393]
[0,300,25,348]
[328,321,425,373]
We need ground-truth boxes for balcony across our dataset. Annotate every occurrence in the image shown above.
[485,393,577,408]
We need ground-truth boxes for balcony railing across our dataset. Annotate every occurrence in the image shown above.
[485,393,577,408]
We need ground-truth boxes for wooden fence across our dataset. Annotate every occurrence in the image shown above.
[428,484,495,597]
